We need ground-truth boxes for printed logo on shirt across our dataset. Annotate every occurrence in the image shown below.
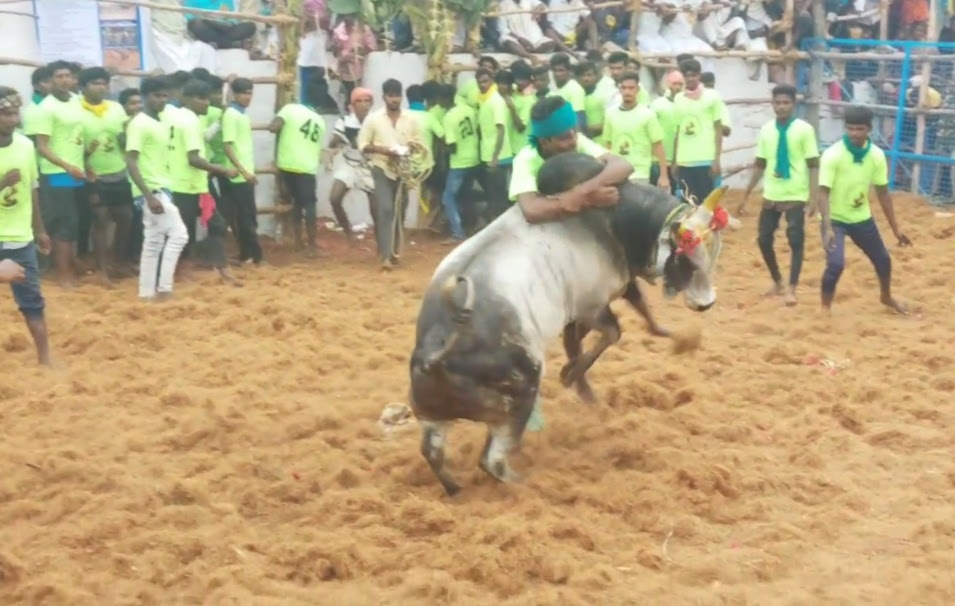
[1,185,18,208]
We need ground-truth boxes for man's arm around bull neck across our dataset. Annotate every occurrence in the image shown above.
[518,154,633,224]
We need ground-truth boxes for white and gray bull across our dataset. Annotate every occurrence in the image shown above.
[409,152,733,496]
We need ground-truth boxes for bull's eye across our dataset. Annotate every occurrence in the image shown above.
[663,251,695,291]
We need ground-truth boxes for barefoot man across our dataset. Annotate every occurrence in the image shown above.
[818,106,911,314]
[739,84,819,306]
[0,87,53,365]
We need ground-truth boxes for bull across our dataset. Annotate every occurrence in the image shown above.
[408,152,733,496]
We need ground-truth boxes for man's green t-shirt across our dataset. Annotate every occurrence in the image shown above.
[20,102,43,141]
[650,96,678,164]
[552,79,586,112]
[455,79,480,109]
[584,89,608,145]
[0,134,40,242]
[168,108,210,195]
[428,105,447,130]
[276,103,325,175]
[604,105,664,181]
[756,118,819,203]
[509,134,606,201]
[442,103,480,170]
[222,105,255,184]
[478,92,513,164]
[125,111,172,197]
[819,140,888,224]
[202,105,226,164]
[82,100,128,177]
[410,108,445,170]
[673,88,722,166]
[29,94,87,175]
[508,92,535,154]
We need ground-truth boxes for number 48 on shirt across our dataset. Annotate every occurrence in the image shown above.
[299,118,322,142]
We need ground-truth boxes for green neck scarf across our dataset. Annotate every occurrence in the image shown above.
[842,134,871,163]
[775,118,794,179]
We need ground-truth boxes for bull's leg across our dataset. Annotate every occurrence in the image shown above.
[561,306,622,387]
[419,420,460,496]
[622,280,670,337]
[559,322,596,404]
[479,390,537,484]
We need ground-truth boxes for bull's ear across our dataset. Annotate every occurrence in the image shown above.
[702,185,729,212]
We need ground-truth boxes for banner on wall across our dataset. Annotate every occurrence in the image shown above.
[34,0,145,70]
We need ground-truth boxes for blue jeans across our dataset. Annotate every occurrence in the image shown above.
[0,242,45,318]
[442,167,478,240]
[821,217,891,297]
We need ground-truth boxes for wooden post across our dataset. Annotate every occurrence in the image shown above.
[911,0,939,193]
[806,0,826,131]
[272,0,302,242]
[628,0,640,54]
[784,0,795,83]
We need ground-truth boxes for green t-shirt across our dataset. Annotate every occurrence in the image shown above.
[553,79,586,112]
[20,102,43,141]
[442,103,480,170]
[603,104,664,181]
[756,118,819,203]
[478,92,513,164]
[673,88,722,166]
[410,108,445,170]
[28,94,86,175]
[819,140,888,224]
[596,75,617,100]
[455,79,480,109]
[650,96,678,164]
[428,105,447,130]
[168,108,210,195]
[82,100,128,177]
[509,134,606,201]
[0,134,40,242]
[202,105,226,164]
[584,90,607,145]
[508,92,535,154]
[222,105,255,184]
[125,111,172,197]
[276,103,325,175]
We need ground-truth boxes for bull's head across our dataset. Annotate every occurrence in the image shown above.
[655,186,738,312]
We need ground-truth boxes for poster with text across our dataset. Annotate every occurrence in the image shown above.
[99,1,143,71]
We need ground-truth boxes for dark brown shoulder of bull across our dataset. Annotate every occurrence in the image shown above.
[536,152,684,274]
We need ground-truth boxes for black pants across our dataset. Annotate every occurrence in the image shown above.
[821,217,891,297]
[650,164,676,196]
[220,180,263,263]
[280,171,318,226]
[757,203,805,287]
[187,18,256,48]
[478,163,511,222]
[172,192,200,259]
[675,165,714,205]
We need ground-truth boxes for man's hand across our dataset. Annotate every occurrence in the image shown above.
[1,169,22,190]
[658,174,671,192]
[0,259,25,283]
[146,193,164,215]
[223,167,240,179]
[243,172,259,186]
[67,165,87,181]
[736,191,750,216]
[896,232,912,247]
[489,157,499,170]
[822,224,836,252]
[35,231,51,255]
[710,160,721,178]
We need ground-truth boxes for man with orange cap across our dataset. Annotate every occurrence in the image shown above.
[326,87,375,242]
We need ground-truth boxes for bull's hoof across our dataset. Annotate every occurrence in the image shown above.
[440,478,462,497]
[559,361,578,387]
[575,380,596,404]
[479,459,524,485]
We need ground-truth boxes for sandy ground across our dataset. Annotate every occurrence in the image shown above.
[1,192,954,606]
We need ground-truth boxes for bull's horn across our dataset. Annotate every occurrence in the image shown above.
[702,185,729,212]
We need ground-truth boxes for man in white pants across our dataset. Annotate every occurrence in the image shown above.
[124,77,188,301]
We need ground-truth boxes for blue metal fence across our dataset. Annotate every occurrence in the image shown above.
[800,37,955,202]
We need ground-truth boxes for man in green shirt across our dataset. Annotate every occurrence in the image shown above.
[125,77,189,301]
[505,61,536,153]
[0,87,52,365]
[508,96,633,431]
[549,53,586,131]
[476,67,514,221]
[650,69,684,194]
[172,79,240,282]
[20,66,52,140]
[440,84,480,242]
[270,77,326,253]
[406,84,446,222]
[818,106,911,315]
[672,59,723,206]
[221,77,263,265]
[77,67,134,285]
[603,71,669,189]
[740,84,819,306]
[575,60,607,145]
[27,60,88,288]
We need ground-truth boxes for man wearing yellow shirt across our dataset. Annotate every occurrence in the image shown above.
[78,67,134,284]
[672,59,723,205]
[549,53,586,130]
[476,68,513,220]
[650,69,684,195]
[740,85,818,306]
[818,106,911,315]
[603,72,669,190]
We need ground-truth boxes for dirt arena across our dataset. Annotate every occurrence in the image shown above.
[1,192,953,605]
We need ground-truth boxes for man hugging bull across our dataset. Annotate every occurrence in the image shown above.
[409,97,731,495]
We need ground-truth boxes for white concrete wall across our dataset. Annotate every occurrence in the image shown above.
[0,2,41,100]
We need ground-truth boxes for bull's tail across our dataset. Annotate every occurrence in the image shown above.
[419,275,475,373]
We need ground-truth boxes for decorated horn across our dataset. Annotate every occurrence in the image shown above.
[702,185,729,212]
